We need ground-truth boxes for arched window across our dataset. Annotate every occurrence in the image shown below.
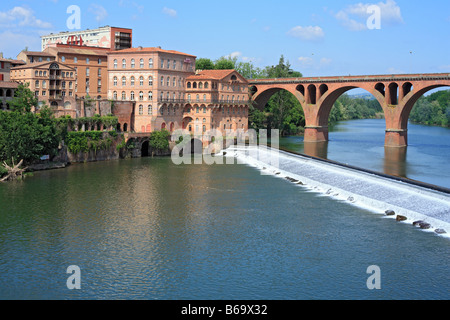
[193,82,197,89]
[131,59,135,68]
[139,105,143,115]
[203,107,206,113]
[122,76,126,86]
[203,95,207,102]
[199,82,203,89]
[149,58,153,68]
[122,91,126,100]
[167,77,170,87]
[149,76,153,86]
[131,91,135,100]
[160,106,164,115]
[173,78,176,87]
[205,82,209,89]
[161,76,164,86]
[148,91,153,100]
[122,59,126,68]
[140,58,144,68]
[113,91,117,100]
[187,82,191,89]
[113,76,117,86]
[130,76,135,86]
[139,91,144,101]
[35,80,40,88]
[61,56,66,62]
[196,95,200,102]
[148,105,152,115]
[139,76,144,86]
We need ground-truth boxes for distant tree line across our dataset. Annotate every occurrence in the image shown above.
[409,90,450,127]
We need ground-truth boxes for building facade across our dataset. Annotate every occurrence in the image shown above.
[41,26,132,51]
[10,61,78,117]
[107,46,196,133]
[0,57,26,81]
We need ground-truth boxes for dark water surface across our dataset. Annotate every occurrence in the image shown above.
[0,150,448,300]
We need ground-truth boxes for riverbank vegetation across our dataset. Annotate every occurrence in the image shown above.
[410,90,450,127]
[0,84,121,180]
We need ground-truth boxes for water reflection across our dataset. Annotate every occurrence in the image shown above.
[303,141,329,159]
[384,147,407,178]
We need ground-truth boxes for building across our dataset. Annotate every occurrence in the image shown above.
[0,56,26,81]
[0,81,19,110]
[41,26,132,51]
[107,46,196,133]
[10,61,78,117]
[17,45,110,100]
[183,69,250,135]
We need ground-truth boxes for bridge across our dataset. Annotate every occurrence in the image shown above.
[249,73,450,147]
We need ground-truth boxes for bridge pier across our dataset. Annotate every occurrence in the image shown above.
[385,129,408,148]
[304,126,329,143]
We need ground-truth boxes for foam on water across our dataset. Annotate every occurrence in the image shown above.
[223,146,450,239]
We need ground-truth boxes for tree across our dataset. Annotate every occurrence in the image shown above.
[196,58,215,70]
[149,129,170,155]
[9,83,38,113]
[214,56,236,70]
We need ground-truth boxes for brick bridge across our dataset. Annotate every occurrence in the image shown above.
[249,73,450,147]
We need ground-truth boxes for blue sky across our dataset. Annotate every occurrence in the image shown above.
[1,0,449,77]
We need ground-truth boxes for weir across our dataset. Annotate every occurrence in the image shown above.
[224,145,450,237]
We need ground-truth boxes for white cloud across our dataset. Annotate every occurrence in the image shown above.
[0,30,41,58]
[162,7,177,18]
[288,26,325,41]
[335,0,403,31]
[0,6,52,29]
[89,4,108,22]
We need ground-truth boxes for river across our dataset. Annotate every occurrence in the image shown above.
[280,119,450,189]
[0,119,449,300]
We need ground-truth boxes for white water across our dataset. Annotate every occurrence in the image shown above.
[223,146,450,239]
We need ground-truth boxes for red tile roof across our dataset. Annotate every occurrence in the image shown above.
[108,46,196,57]
[0,81,19,89]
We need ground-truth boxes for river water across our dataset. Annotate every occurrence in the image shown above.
[0,119,449,300]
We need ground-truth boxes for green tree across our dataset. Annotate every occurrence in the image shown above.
[149,129,170,154]
[9,83,38,113]
[196,58,215,70]
[214,56,236,70]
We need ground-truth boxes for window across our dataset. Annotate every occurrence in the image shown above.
[196,95,200,102]
[161,59,164,68]
[113,76,118,86]
[139,76,144,86]
[199,82,203,89]
[161,76,164,86]
[205,82,209,89]
[173,78,176,87]
[187,82,191,89]
[98,58,102,64]
[113,91,117,100]
[148,91,153,100]
[167,77,170,87]
[61,56,66,62]
[98,68,102,77]
[131,76,135,86]
[86,68,90,76]
[149,76,153,86]
[35,80,40,88]
[131,91,135,100]
[122,91,126,100]
[122,76,126,86]
[203,95,207,102]
[149,58,153,68]
[167,60,170,69]
[139,91,144,101]
[148,105,152,115]
[39,71,43,77]
[114,59,117,69]
[74,57,78,63]
[62,81,66,88]
[69,82,73,89]
[140,59,144,68]
[122,59,126,68]
[139,105,143,115]
[173,60,176,69]
[42,81,47,88]
[35,71,38,77]
[86,58,90,64]
[131,59,135,68]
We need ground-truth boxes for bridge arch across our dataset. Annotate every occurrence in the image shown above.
[315,85,385,127]
[251,85,305,111]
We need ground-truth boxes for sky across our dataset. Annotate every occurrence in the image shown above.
[1,0,449,77]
